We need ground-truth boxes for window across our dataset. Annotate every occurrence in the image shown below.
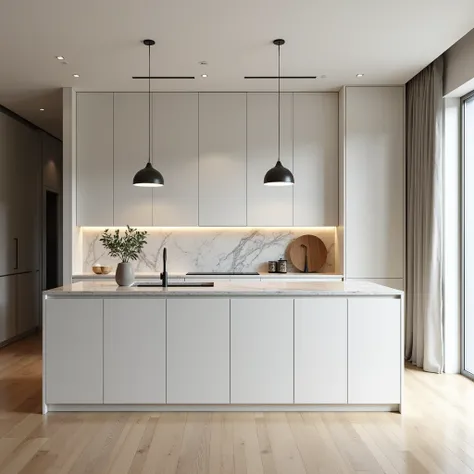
[462,92,474,378]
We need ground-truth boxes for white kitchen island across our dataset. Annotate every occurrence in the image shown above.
[42,280,404,413]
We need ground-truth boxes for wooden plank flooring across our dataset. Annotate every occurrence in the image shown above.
[1,335,474,473]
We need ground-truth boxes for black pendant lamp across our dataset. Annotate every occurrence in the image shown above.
[264,39,295,186]
[133,39,164,187]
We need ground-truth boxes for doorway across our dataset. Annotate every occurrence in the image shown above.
[45,190,59,290]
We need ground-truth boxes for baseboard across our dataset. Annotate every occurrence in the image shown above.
[0,328,38,349]
[44,403,400,414]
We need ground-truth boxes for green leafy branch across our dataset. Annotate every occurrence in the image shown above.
[100,226,148,263]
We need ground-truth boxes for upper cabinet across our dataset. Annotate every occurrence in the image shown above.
[77,93,114,226]
[294,93,339,226]
[75,92,341,228]
[344,87,404,279]
[114,93,152,226]
[153,93,198,226]
[198,93,247,226]
[247,93,293,227]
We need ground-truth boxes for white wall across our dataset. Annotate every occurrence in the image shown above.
[62,88,78,284]
[444,98,462,373]
[445,28,474,97]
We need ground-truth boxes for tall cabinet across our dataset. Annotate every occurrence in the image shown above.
[343,86,405,288]
[0,109,42,345]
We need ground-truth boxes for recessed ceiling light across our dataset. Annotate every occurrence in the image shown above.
[201,74,208,78]
[40,108,45,111]
[73,74,80,78]
[55,56,64,60]
[356,73,364,77]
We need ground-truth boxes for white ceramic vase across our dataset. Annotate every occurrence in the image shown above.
[115,262,134,286]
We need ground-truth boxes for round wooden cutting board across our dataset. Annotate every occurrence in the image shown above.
[288,235,328,273]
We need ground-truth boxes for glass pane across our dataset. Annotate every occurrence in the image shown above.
[465,96,474,375]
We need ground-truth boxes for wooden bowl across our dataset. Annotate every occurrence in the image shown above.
[92,266,102,275]
[100,266,112,275]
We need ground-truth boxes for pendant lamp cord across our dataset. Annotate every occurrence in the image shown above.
[148,42,151,164]
[277,43,281,163]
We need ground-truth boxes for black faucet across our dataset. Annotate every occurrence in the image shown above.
[160,247,168,288]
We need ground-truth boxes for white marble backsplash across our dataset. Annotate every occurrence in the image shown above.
[81,228,336,274]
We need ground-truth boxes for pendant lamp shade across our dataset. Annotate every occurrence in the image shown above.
[133,39,165,187]
[264,38,295,186]
[264,160,294,186]
[133,162,164,187]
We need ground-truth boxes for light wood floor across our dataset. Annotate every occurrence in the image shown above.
[0,337,473,474]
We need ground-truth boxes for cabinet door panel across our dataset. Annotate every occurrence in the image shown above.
[231,298,293,404]
[153,93,199,226]
[247,93,293,226]
[114,93,152,226]
[77,93,114,226]
[345,87,404,278]
[17,272,38,335]
[348,298,401,404]
[15,126,40,272]
[104,299,165,403]
[45,298,103,404]
[0,275,16,343]
[294,93,339,226]
[295,298,347,404]
[198,93,246,226]
[167,298,230,404]
[0,114,15,275]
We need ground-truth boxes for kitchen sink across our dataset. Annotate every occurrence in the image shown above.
[133,281,214,288]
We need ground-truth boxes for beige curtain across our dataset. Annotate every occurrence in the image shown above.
[405,57,444,373]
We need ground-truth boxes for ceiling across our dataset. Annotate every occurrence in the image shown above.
[1,0,474,138]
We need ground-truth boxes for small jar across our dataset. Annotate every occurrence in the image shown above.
[277,258,287,274]
[268,261,277,273]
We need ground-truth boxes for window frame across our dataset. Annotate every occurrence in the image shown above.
[461,90,474,380]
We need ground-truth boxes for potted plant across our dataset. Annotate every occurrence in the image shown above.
[100,226,148,286]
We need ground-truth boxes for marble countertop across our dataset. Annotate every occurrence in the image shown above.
[45,280,403,297]
[72,272,343,280]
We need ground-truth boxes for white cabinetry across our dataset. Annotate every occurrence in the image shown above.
[167,298,230,403]
[231,298,293,404]
[348,298,401,404]
[45,299,103,404]
[345,86,404,279]
[104,299,166,403]
[294,93,339,226]
[76,93,114,226]
[246,93,293,226]
[295,298,347,404]
[198,93,247,226]
[73,92,343,228]
[153,93,199,226]
[113,93,152,226]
